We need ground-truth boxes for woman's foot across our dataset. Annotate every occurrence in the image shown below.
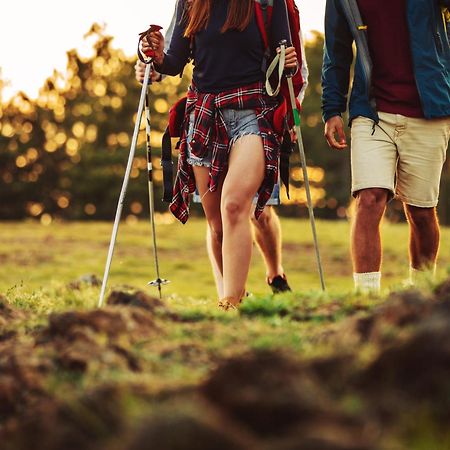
[218,296,240,311]
[218,288,248,311]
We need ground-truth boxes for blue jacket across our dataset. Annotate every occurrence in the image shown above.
[321,0,450,123]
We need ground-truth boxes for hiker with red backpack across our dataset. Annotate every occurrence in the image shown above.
[135,0,310,296]
[137,54,293,295]
[141,0,303,310]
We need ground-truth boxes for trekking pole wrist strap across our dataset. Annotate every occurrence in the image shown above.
[265,42,286,97]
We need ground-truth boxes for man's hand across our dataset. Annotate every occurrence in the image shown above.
[140,30,165,65]
[134,60,162,83]
[324,116,348,150]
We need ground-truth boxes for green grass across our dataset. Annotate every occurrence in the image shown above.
[1,219,449,450]
[1,218,448,301]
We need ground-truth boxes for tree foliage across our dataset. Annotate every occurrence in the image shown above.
[0,26,448,224]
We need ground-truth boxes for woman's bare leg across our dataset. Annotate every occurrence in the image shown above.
[221,135,266,304]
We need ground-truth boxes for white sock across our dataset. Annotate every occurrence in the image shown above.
[353,272,381,294]
[409,265,437,285]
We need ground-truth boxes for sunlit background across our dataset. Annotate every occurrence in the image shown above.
[1,0,448,225]
[1,0,325,100]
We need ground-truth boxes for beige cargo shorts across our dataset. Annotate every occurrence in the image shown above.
[351,112,450,207]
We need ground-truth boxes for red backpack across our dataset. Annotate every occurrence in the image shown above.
[254,0,305,134]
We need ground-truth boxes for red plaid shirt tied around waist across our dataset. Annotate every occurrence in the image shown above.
[169,82,281,224]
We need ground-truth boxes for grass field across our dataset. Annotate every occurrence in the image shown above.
[1,218,450,450]
[1,217,449,301]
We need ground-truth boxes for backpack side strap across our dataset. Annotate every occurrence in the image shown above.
[161,128,174,203]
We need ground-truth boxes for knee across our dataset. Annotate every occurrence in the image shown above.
[356,188,388,217]
[223,198,247,225]
[406,205,436,229]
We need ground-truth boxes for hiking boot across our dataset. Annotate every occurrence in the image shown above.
[268,275,291,294]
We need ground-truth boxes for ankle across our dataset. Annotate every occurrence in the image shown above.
[409,264,437,285]
[218,296,241,311]
[353,271,381,294]
[266,269,285,283]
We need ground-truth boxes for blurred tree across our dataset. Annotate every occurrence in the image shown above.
[0,24,190,222]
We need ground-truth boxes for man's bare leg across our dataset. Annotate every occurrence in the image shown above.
[250,207,290,292]
[206,226,224,298]
[351,188,389,292]
[404,204,439,283]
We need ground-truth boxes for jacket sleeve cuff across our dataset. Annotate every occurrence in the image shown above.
[322,112,342,123]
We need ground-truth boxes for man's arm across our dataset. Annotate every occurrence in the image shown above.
[321,0,354,122]
[321,0,354,149]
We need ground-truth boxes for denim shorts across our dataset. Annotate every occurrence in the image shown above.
[186,108,261,167]
[188,108,281,205]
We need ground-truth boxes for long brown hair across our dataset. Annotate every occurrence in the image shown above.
[184,0,254,37]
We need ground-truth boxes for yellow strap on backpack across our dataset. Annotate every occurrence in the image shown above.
[443,7,450,33]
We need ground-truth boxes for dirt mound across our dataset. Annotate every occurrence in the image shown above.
[0,337,52,420]
[200,351,375,449]
[128,412,251,450]
[0,296,27,328]
[201,351,320,434]
[338,289,439,346]
[36,306,159,372]
[107,290,164,312]
[435,277,450,302]
[0,305,160,420]
[107,290,180,321]
[45,306,159,340]
[2,385,127,450]
[359,314,450,420]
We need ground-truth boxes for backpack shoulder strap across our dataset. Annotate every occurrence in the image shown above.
[254,0,274,50]
[339,0,375,108]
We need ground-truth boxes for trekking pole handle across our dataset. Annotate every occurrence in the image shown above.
[138,24,163,63]
[145,24,163,58]
[279,39,295,78]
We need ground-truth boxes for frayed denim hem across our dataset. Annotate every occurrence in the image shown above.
[229,131,263,148]
[186,157,212,168]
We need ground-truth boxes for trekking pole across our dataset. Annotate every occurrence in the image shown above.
[144,71,169,298]
[280,40,326,291]
[97,62,152,308]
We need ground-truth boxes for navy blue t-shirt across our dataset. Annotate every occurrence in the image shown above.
[156,0,292,93]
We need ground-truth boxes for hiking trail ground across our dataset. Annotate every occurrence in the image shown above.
[0,219,449,450]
